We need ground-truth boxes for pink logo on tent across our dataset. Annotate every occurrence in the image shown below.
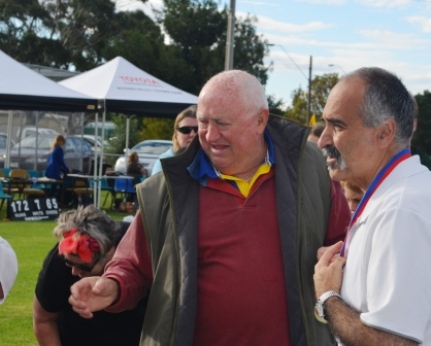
[119,76,161,86]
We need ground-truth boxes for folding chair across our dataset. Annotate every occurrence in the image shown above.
[66,178,94,208]
[27,170,46,190]
[100,177,116,208]
[0,168,11,178]
[9,168,45,199]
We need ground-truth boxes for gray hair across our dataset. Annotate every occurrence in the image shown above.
[54,205,120,256]
[341,67,414,150]
[201,70,268,115]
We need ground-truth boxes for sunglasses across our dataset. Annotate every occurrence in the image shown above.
[65,254,100,272]
[176,126,198,135]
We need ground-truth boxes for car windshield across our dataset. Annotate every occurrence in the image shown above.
[133,142,172,155]
[15,136,53,149]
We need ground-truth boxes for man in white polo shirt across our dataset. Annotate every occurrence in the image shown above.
[314,67,431,345]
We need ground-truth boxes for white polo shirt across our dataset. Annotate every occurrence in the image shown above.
[0,237,18,304]
[341,155,431,344]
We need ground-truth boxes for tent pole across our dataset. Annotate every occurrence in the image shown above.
[96,102,106,209]
[34,111,39,171]
[92,111,99,207]
[5,110,13,168]
[125,115,131,158]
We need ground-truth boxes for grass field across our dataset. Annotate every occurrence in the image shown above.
[0,192,130,346]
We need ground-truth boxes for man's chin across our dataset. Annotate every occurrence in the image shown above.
[327,165,342,180]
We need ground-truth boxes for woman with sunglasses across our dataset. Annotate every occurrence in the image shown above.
[33,205,146,346]
[151,104,198,175]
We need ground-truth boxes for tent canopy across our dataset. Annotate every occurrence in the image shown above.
[59,57,199,209]
[59,56,198,118]
[0,50,98,112]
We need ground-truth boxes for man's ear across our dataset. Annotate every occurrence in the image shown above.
[257,109,269,132]
[377,118,396,148]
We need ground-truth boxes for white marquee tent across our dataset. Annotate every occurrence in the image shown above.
[60,56,198,207]
[59,56,198,117]
[0,49,97,112]
[0,49,98,168]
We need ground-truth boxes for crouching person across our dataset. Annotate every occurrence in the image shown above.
[33,205,146,346]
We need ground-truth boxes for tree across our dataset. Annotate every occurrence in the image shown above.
[285,73,339,125]
[413,91,431,156]
[142,118,174,141]
[156,0,272,94]
[1,0,275,144]
[41,0,119,70]
[0,0,155,71]
[285,87,308,124]
[101,9,167,72]
[0,0,58,63]
[267,96,286,116]
[105,115,142,158]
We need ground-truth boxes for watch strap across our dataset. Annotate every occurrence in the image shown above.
[314,290,341,324]
[319,290,341,305]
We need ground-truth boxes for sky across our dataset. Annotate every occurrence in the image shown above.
[114,0,431,108]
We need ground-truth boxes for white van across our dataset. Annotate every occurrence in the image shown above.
[19,127,60,140]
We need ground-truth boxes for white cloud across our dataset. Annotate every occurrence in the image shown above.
[406,16,431,33]
[241,1,281,6]
[358,0,411,8]
[265,28,429,52]
[359,29,430,49]
[237,12,333,33]
[114,0,163,16]
[294,0,344,4]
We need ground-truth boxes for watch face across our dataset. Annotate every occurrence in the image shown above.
[314,301,328,324]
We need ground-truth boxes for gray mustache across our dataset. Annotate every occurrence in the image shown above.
[322,146,341,161]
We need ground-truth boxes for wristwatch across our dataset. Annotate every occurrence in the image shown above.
[314,290,341,324]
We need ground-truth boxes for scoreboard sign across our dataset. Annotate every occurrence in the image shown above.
[7,198,60,221]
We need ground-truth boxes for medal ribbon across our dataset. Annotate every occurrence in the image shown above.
[340,148,411,257]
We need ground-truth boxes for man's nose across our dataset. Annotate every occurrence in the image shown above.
[317,126,331,149]
[205,124,220,142]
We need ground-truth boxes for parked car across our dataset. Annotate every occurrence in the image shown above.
[81,135,108,148]
[80,135,113,175]
[114,140,173,175]
[17,127,60,140]
[4,134,94,174]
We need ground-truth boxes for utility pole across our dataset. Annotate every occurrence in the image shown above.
[225,0,236,70]
[307,55,313,125]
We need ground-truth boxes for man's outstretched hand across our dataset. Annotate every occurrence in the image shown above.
[69,277,119,318]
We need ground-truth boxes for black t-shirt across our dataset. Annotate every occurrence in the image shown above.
[35,225,147,346]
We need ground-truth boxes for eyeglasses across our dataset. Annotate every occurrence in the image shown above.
[65,254,100,272]
[176,126,198,135]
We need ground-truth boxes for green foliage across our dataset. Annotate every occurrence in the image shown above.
[413,91,431,156]
[311,73,339,117]
[267,95,286,116]
[285,73,339,125]
[157,0,271,94]
[1,0,272,106]
[142,118,174,140]
[285,87,308,124]
[232,15,272,86]
[106,115,142,155]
